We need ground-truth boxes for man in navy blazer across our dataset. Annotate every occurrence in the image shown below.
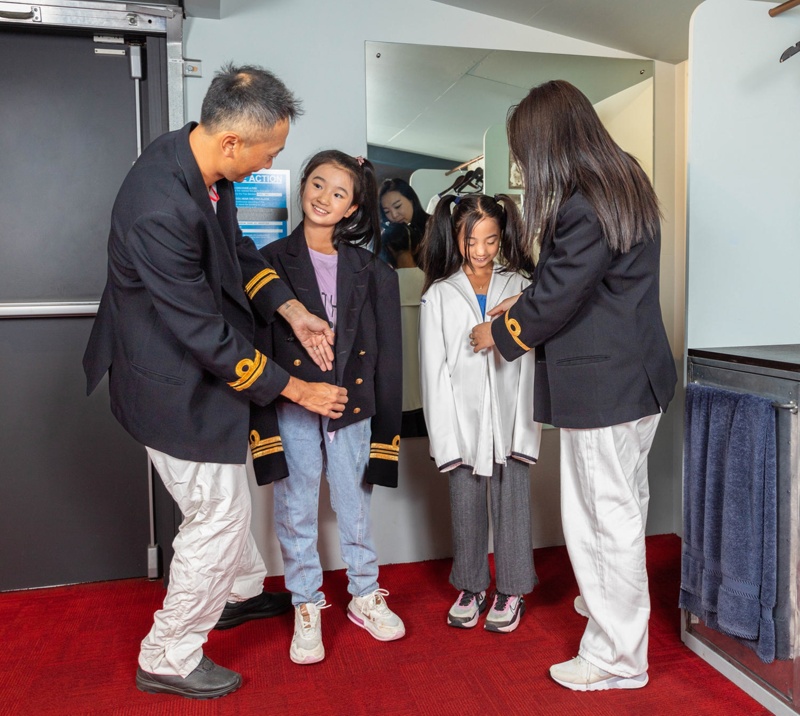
[83,64,346,700]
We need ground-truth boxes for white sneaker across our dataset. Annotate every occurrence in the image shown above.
[574,594,589,618]
[290,600,329,665]
[484,592,526,633]
[447,590,487,628]
[347,588,405,641]
[550,655,649,691]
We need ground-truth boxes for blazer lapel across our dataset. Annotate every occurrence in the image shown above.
[486,265,512,312]
[175,125,248,310]
[215,183,248,300]
[279,227,328,322]
[450,268,486,323]
[334,244,368,384]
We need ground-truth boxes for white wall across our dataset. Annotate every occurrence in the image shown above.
[184,0,685,574]
[595,78,654,180]
[686,0,800,349]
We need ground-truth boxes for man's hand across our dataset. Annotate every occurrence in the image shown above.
[278,299,335,371]
[470,321,495,353]
[281,376,348,418]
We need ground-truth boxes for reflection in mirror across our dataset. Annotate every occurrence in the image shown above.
[366,41,654,192]
[365,41,654,436]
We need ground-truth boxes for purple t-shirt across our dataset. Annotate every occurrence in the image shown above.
[308,247,338,329]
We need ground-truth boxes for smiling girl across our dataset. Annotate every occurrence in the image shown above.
[258,150,404,664]
[418,193,541,633]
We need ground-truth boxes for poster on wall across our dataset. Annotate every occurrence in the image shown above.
[234,169,291,249]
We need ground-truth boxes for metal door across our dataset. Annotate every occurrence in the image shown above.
[0,1,182,590]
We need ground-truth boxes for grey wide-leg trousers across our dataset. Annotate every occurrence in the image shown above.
[448,459,536,596]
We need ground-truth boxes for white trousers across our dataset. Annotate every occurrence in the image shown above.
[559,413,661,677]
[138,448,267,676]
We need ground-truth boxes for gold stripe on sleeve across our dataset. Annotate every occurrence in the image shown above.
[504,311,531,352]
[228,350,267,391]
[245,268,279,299]
[369,435,401,461]
[250,430,284,458]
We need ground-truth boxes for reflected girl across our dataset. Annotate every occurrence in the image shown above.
[378,178,430,263]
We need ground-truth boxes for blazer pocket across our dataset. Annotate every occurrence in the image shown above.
[131,362,186,386]
[555,354,610,367]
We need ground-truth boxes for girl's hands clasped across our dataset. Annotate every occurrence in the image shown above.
[469,322,494,352]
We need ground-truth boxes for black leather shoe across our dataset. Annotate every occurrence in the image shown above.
[135,655,241,699]
[214,590,292,630]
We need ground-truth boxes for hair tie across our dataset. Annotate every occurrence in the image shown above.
[453,195,461,205]
[355,155,365,167]
[493,194,502,202]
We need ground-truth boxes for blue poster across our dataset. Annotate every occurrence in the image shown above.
[234,169,291,249]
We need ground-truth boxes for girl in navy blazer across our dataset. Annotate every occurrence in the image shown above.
[258,151,404,665]
[472,81,677,691]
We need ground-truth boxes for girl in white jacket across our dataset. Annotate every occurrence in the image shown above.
[419,194,542,633]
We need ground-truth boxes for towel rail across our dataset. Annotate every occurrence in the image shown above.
[688,382,798,414]
[773,400,798,414]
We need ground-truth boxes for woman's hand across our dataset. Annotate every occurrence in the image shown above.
[469,321,495,353]
[486,292,521,318]
[278,299,335,371]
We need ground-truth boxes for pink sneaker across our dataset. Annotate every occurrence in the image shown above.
[484,592,525,633]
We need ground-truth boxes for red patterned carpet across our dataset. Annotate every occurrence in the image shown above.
[0,534,770,715]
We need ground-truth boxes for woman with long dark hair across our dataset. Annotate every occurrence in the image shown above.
[471,80,677,690]
[378,178,430,265]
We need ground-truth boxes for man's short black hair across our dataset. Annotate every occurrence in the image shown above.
[200,62,303,141]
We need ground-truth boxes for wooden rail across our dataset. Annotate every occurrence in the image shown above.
[770,0,800,18]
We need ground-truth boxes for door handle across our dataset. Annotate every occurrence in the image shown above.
[0,7,41,22]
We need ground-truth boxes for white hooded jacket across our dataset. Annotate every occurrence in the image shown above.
[419,265,542,476]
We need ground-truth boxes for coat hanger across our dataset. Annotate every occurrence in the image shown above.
[453,167,483,194]
[780,41,800,62]
[769,0,800,62]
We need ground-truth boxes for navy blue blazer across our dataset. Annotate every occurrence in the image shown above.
[83,123,294,465]
[492,192,677,429]
[254,225,403,487]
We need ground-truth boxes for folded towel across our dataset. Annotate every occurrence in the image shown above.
[679,383,777,663]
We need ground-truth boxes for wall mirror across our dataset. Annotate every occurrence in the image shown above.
[366,41,654,191]
[365,41,654,436]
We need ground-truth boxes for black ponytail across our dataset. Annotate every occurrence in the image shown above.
[419,193,532,294]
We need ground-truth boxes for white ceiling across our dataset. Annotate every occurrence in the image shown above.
[431,0,705,64]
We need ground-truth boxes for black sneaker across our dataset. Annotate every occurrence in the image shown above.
[215,590,292,630]
[135,656,241,699]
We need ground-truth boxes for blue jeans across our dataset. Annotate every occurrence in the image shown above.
[274,401,379,605]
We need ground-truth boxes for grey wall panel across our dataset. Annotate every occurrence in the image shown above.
[0,318,149,590]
